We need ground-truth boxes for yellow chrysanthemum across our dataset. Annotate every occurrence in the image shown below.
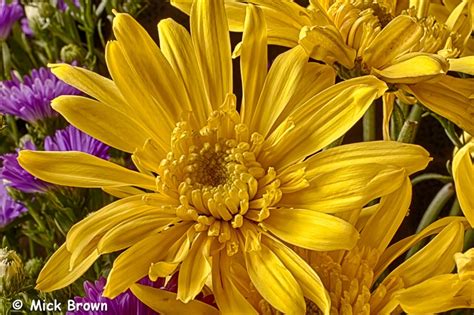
[241,179,473,314]
[18,1,430,313]
[453,133,474,227]
[175,0,474,138]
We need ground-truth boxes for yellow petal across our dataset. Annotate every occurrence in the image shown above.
[363,15,423,69]
[52,96,151,153]
[445,0,473,45]
[130,284,219,315]
[455,248,474,281]
[240,4,267,128]
[359,177,411,252]
[211,253,259,314]
[272,62,336,131]
[279,164,406,213]
[249,46,307,137]
[262,208,359,251]
[191,0,232,108]
[376,216,469,278]
[244,243,306,314]
[17,151,156,190]
[104,223,192,298]
[395,274,473,313]
[177,234,212,303]
[263,236,331,315]
[383,221,464,287]
[449,56,474,75]
[101,186,145,198]
[453,142,474,227]
[263,76,387,168]
[382,92,395,140]
[403,76,474,135]
[371,53,449,84]
[105,41,174,145]
[112,13,192,122]
[304,140,431,176]
[299,25,356,68]
[36,244,98,292]
[158,18,211,126]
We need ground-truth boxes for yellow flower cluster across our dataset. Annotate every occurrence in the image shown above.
[17,0,473,314]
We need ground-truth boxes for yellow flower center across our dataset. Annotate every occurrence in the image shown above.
[300,247,405,314]
[154,105,305,256]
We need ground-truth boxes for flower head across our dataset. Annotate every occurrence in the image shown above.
[0,248,24,295]
[0,0,22,40]
[204,0,474,138]
[2,126,109,194]
[0,67,80,123]
[19,1,430,313]
[0,183,26,228]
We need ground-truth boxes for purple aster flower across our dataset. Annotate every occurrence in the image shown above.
[1,140,50,193]
[0,67,80,123]
[2,126,109,193]
[0,0,23,41]
[20,17,32,36]
[0,182,26,228]
[44,125,110,160]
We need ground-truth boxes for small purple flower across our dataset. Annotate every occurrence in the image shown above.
[0,67,80,123]
[0,183,26,228]
[69,277,161,315]
[0,0,23,41]
[20,17,32,36]
[2,126,110,193]
[1,140,50,193]
[57,0,80,11]
[45,125,110,160]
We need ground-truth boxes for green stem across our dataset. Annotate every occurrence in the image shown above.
[464,228,474,251]
[411,173,452,186]
[397,104,424,143]
[406,183,454,259]
[6,115,19,144]
[363,103,376,141]
[449,198,461,216]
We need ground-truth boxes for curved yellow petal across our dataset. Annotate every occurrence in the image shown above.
[263,76,387,168]
[299,25,356,68]
[382,92,395,140]
[263,208,359,251]
[279,164,406,213]
[403,76,474,135]
[371,53,449,84]
[453,142,474,227]
[249,46,307,137]
[52,96,151,153]
[455,248,474,280]
[263,236,331,315]
[376,216,469,278]
[158,18,211,126]
[191,0,232,108]
[383,221,464,287]
[449,56,474,75]
[304,140,431,176]
[112,13,191,122]
[177,234,212,303]
[359,177,411,252]
[244,243,306,314]
[395,274,473,313]
[36,244,98,292]
[240,4,267,128]
[131,284,219,315]
[363,15,423,69]
[17,151,156,190]
[104,223,192,298]
[211,253,259,314]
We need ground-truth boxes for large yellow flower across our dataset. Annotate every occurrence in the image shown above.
[297,179,473,314]
[18,0,430,313]
[173,0,474,137]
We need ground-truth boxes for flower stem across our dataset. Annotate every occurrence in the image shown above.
[405,183,454,259]
[397,104,424,143]
[411,173,452,186]
[363,103,376,141]
[464,228,474,251]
